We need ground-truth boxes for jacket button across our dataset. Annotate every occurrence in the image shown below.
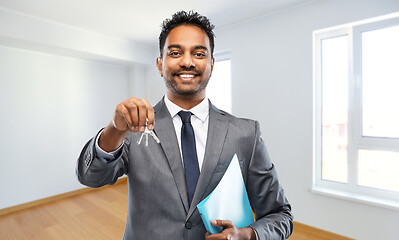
[185,221,193,229]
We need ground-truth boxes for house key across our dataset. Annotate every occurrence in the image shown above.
[137,127,161,146]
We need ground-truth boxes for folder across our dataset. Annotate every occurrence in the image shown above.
[197,154,254,234]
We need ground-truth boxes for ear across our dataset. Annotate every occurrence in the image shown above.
[208,57,215,79]
[156,57,163,77]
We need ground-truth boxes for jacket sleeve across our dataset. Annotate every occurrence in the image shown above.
[76,129,130,188]
[247,121,293,240]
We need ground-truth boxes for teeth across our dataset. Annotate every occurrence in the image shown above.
[179,74,195,78]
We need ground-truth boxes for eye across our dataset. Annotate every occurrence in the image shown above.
[195,52,206,58]
[168,51,181,57]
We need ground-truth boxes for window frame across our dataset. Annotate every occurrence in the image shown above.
[313,16,399,210]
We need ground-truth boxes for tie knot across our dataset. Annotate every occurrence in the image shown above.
[178,111,192,123]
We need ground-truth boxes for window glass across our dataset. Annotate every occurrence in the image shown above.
[207,59,231,113]
[321,36,349,183]
[358,149,399,192]
[362,25,399,138]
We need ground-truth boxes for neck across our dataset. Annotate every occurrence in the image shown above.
[166,92,205,110]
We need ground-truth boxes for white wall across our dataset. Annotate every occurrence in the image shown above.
[0,8,156,209]
[144,49,168,106]
[0,46,130,208]
[212,0,399,239]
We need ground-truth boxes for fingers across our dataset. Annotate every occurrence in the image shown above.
[125,100,139,130]
[204,220,235,240]
[142,99,154,130]
[114,103,132,131]
[204,220,238,240]
[211,220,234,229]
[113,97,154,132]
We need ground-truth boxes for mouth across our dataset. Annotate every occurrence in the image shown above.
[175,72,200,80]
[179,74,196,79]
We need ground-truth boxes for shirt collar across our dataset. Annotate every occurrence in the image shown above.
[164,95,209,122]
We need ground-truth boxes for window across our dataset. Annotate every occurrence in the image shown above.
[207,53,231,113]
[313,15,399,209]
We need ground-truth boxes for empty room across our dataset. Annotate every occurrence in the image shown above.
[1,0,399,239]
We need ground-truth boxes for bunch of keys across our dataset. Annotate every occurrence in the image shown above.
[137,126,160,146]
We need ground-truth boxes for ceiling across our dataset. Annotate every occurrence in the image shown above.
[0,0,314,46]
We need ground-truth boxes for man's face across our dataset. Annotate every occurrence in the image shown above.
[157,25,214,98]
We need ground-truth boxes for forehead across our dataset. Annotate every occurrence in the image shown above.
[164,25,210,50]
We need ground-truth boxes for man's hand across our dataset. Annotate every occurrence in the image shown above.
[112,97,154,132]
[99,97,154,152]
[205,220,256,240]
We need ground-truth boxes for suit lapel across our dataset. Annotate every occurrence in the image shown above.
[187,102,229,219]
[153,98,189,213]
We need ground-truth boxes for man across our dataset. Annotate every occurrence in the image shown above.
[77,11,293,240]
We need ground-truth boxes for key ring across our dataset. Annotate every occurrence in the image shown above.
[137,127,161,146]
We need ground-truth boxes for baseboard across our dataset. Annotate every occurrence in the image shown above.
[293,221,355,240]
[0,177,127,216]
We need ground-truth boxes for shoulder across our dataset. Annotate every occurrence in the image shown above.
[210,102,258,126]
[210,103,259,135]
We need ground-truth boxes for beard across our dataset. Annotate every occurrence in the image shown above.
[164,76,210,96]
[164,66,211,96]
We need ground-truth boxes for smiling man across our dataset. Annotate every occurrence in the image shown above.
[157,23,213,110]
[77,11,293,240]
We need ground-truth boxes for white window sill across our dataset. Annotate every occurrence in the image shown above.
[311,186,399,211]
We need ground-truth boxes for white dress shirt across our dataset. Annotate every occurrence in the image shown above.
[96,96,209,171]
[164,96,209,171]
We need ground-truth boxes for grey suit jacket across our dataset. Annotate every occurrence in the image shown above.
[76,98,293,240]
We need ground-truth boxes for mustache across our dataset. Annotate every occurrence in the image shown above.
[171,67,201,76]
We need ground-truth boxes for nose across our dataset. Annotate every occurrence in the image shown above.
[179,53,195,68]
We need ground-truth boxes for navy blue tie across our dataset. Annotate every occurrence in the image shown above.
[178,111,200,207]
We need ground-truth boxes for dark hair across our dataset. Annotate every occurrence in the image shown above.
[159,11,215,57]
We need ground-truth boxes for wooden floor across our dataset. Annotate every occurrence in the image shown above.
[0,182,351,240]
[0,183,128,240]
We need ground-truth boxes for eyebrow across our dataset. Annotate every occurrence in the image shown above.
[167,44,208,52]
[167,44,182,50]
[193,46,208,52]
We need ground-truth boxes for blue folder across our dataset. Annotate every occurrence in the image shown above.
[197,154,254,234]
